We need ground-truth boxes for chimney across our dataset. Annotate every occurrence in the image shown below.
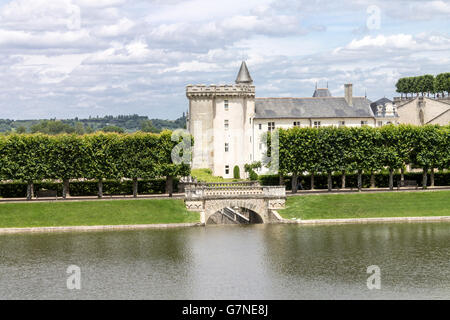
[344,84,353,106]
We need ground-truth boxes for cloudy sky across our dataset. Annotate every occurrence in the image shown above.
[0,0,449,120]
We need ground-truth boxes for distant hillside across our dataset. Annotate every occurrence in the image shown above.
[0,114,187,134]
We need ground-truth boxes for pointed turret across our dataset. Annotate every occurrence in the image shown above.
[235,61,253,84]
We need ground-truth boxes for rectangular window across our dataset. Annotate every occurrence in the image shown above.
[268,122,275,131]
[377,121,383,127]
[224,119,229,130]
[249,118,252,124]
[258,124,262,130]
[293,121,301,127]
[225,143,229,152]
[314,121,321,128]
[224,100,229,111]
[338,121,345,127]
[225,165,230,175]
[361,121,368,127]
[259,143,262,150]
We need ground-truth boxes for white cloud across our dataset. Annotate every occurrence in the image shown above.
[0,29,95,49]
[0,0,81,31]
[74,0,125,8]
[95,18,135,37]
[345,34,417,50]
[11,54,89,83]
[335,33,450,55]
[164,61,220,73]
[0,0,449,120]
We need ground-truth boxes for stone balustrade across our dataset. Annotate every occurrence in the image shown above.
[185,183,286,200]
[184,182,286,223]
[393,96,450,102]
[186,84,255,98]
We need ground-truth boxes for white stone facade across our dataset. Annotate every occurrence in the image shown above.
[186,83,255,177]
[187,62,379,178]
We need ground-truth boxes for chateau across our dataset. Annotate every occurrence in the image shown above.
[186,62,450,178]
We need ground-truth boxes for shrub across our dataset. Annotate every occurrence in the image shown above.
[233,165,240,179]
[0,178,178,198]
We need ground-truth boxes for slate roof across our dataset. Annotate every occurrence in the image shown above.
[370,97,392,115]
[235,61,253,84]
[254,97,375,119]
[312,88,332,97]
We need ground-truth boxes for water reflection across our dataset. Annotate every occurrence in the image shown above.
[262,223,450,299]
[0,223,449,299]
[0,229,194,299]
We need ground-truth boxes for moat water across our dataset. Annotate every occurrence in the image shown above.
[0,222,449,299]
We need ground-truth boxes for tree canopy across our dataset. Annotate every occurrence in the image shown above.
[396,73,450,97]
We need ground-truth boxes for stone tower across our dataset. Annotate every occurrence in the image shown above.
[186,61,255,177]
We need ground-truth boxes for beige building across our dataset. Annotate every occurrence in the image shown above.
[394,96,450,126]
[186,62,377,177]
[186,62,450,178]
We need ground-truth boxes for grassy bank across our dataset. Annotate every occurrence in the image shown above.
[191,168,242,183]
[0,199,199,228]
[279,191,450,220]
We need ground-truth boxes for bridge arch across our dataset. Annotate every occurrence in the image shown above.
[184,182,286,225]
[205,199,267,224]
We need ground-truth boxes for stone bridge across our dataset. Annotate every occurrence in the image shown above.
[184,182,286,224]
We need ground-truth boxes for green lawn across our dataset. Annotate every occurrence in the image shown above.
[279,191,450,220]
[0,199,200,228]
[191,168,243,183]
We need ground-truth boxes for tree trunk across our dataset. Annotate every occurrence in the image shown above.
[422,168,428,189]
[341,171,346,189]
[27,182,34,200]
[430,168,435,187]
[327,172,332,192]
[401,167,405,182]
[291,172,298,194]
[357,170,362,192]
[62,179,70,199]
[279,173,284,186]
[98,179,103,198]
[310,173,315,190]
[132,177,138,198]
[370,171,376,188]
[389,168,394,190]
[166,176,173,197]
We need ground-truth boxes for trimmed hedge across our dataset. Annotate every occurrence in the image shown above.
[0,131,191,199]
[259,171,450,190]
[0,178,179,198]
